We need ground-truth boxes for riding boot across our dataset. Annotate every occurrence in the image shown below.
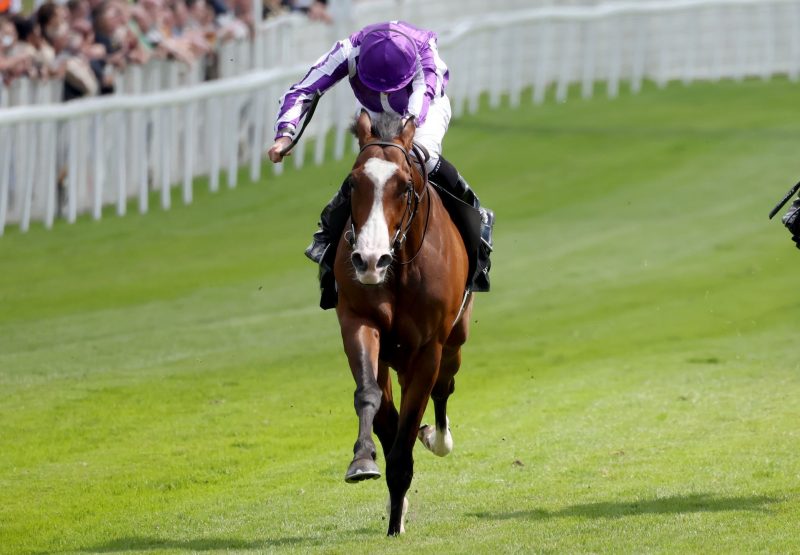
[429,157,494,293]
[306,178,352,309]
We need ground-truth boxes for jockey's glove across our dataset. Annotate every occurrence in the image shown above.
[782,198,800,249]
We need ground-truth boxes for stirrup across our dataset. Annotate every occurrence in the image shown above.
[472,208,493,293]
[305,240,329,264]
[480,208,495,251]
[305,228,330,264]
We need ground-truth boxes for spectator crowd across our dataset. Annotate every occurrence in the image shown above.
[0,0,330,101]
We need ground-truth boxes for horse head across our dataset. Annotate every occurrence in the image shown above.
[346,110,422,285]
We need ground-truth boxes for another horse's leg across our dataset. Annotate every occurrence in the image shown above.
[340,316,383,483]
[386,342,442,536]
[418,347,459,457]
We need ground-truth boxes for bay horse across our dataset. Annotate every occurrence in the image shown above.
[334,110,473,535]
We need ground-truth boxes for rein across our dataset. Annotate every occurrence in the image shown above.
[347,140,431,265]
[769,180,800,220]
[278,91,322,157]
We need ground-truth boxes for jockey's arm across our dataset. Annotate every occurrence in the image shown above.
[405,38,443,126]
[268,40,350,163]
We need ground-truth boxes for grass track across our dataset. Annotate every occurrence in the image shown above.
[1,79,800,554]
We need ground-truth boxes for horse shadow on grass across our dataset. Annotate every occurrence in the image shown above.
[469,493,781,521]
[63,537,304,554]
[70,528,377,554]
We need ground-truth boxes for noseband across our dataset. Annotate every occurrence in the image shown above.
[346,141,430,264]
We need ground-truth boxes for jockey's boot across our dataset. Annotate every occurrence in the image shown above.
[429,157,494,292]
[305,178,351,309]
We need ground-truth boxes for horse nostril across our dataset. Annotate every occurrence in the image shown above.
[351,252,367,272]
[376,254,393,269]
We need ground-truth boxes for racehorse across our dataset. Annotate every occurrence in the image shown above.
[334,110,473,535]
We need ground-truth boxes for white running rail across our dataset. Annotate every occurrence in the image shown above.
[1,0,799,234]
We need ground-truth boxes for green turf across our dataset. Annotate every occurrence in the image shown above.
[2,78,799,554]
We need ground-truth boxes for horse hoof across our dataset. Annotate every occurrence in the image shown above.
[344,458,381,483]
[417,422,453,457]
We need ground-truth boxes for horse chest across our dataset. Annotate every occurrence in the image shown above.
[378,335,417,369]
[379,307,437,356]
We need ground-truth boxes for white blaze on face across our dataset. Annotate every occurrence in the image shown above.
[356,157,399,260]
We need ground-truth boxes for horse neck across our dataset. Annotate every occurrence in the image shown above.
[397,180,438,263]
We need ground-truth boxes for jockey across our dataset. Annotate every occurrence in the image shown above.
[267,21,494,307]
[783,197,800,249]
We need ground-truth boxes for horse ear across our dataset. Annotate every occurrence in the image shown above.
[355,110,373,147]
[400,117,416,150]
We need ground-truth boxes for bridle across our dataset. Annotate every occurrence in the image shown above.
[345,140,431,265]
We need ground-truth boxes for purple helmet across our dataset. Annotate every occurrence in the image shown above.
[357,26,419,93]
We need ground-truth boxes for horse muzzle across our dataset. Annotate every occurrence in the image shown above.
[351,250,393,285]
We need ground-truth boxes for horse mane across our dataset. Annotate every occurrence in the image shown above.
[349,112,404,141]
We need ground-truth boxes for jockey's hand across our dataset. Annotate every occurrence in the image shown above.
[782,198,800,249]
[267,137,293,163]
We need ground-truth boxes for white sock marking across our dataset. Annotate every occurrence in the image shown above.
[418,417,453,457]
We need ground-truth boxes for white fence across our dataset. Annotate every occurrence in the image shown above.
[1,0,799,235]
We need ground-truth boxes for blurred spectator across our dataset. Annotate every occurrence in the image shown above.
[1,0,331,102]
[38,1,100,98]
[93,0,156,91]
[219,0,251,39]
[262,0,283,19]
[12,14,52,79]
[166,1,213,59]
[67,0,92,37]
[283,0,330,23]
[1,14,34,84]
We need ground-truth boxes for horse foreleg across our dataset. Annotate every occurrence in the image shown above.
[386,342,442,536]
[373,362,398,457]
[340,317,382,483]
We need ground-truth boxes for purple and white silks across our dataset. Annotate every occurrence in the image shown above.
[273,21,450,141]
